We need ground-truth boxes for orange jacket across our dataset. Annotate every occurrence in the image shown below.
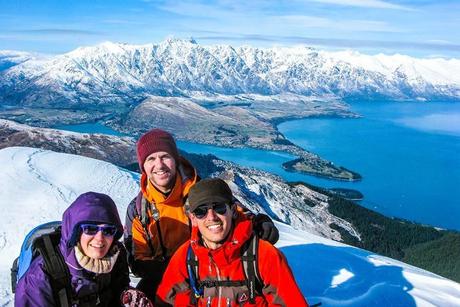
[156,213,308,307]
[130,157,198,261]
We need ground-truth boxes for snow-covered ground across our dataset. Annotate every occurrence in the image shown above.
[0,147,459,306]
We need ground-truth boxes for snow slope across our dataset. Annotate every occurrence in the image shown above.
[0,147,459,306]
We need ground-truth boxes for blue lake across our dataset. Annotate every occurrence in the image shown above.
[183,101,460,231]
[278,101,460,231]
[55,101,460,231]
[52,122,130,136]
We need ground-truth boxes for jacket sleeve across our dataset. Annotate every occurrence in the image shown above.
[258,240,309,307]
[14,257,55,307]
[124,196,138,269]
[155,243,193,307]
[124,195,155,276]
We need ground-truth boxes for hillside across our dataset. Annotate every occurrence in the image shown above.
[1,118,459,281]
[0,146,459,306]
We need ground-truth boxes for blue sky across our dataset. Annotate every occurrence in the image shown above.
[0,0,459,57]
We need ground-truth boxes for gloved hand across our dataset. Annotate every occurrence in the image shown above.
[253,213,279,244]
[121,288,154,307]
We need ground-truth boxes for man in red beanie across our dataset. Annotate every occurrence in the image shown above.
[124,128,279,301]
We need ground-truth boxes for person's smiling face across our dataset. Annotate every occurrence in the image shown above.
[79,224,114,259]
[190,203,234,250]
[143,151,177,193]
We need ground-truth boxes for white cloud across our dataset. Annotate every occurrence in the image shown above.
[278,15,404,32]
[310,0,415,11]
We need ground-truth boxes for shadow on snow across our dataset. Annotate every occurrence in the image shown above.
[281,243,415,307]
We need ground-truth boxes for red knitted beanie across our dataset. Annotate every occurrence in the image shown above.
[136,129,180,172]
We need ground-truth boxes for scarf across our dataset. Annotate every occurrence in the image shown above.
[74,243,120,274]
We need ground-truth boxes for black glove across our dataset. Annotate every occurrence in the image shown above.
[253,213,279,244]
[121,288,154,307]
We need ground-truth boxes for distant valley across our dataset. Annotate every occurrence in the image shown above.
[3,39,459,179]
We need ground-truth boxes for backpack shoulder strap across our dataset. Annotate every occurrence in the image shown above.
[186,245,201,304]
[34,231,71,307]
[140,196,168,260]
[11,257,19,293]
[241,234,263,304]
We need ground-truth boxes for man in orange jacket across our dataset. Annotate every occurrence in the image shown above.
[156,178,308,306]
[124,129,280,301]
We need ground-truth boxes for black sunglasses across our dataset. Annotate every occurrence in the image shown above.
[80,224,118,237]
[192,202,229,219]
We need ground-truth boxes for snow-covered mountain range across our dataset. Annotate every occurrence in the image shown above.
[0,51,37,72]
[1,38,459,109]
[0,146,459,306]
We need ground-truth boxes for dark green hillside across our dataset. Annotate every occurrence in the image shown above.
[403,233,460,282]
[293,182,460,282]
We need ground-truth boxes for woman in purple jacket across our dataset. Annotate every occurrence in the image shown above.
[15,192,151,307]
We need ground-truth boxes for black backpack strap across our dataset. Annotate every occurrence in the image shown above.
[186,245,201,304]
[140,196,155,253]
[241,234,263,304]
[140,196,168,260]
[124,198,138,274]
[177,162,189,185]
[11,257,19,293]
[35,232,72,307]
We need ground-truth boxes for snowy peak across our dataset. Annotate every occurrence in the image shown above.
[1,39,459,108]
[162,36,199,47]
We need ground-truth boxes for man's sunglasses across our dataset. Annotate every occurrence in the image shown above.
[192,202,229,219]
[80,224,118,237]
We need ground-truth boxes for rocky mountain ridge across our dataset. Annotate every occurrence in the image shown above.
[1,38,459,107]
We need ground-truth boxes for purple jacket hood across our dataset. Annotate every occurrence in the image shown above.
[15,192,129,307]
[60,192,123,263]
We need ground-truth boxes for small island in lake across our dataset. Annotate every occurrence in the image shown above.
[282,157,362,181]
[328,188,364,200]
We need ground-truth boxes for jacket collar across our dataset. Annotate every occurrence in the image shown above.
[141,172,183,205]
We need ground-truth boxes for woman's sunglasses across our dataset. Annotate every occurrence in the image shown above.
[80,224,117,237]
[192,202,229,219]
